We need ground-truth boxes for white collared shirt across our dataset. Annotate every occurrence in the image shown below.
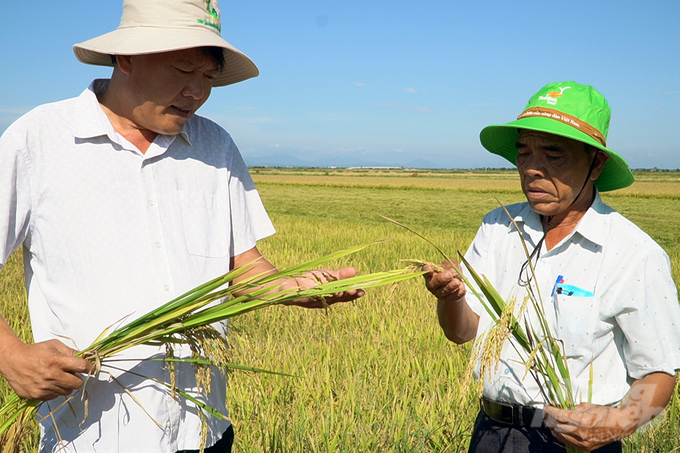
[464,194,680,408]
[0,80,275,452]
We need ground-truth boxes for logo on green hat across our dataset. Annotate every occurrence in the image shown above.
[538,86,571,105]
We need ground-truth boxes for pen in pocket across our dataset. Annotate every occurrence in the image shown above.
[551,275,595,297]
[551,275,563,297]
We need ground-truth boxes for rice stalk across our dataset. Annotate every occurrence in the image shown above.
[0,241,424,449]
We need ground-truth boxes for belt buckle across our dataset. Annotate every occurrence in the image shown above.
[496,400,517,425]
[482,398,516,425]
[482,398,543,428]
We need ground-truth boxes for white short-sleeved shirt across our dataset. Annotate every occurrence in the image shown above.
[464,194,680,408]
[0,80,276,452]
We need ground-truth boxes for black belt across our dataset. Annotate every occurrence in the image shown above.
[481,397,544,428]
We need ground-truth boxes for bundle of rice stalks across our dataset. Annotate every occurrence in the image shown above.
[381,214,586,453]
[0,242,423,452]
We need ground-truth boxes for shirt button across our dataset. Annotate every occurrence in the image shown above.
[148,200,154,206]
[156,242,161,248]
[164,285,170,291]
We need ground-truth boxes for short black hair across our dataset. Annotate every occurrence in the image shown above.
[109,46,225,71]
[201,46,225,72]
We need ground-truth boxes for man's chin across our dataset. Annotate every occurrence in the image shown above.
[154,123,187,136]
[527,200,558,217]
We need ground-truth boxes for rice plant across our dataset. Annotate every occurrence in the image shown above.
[0,242,424,452]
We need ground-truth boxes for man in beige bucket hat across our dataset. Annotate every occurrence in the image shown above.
[0,0,363,451]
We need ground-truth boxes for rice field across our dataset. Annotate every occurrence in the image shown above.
[1,169,679,452]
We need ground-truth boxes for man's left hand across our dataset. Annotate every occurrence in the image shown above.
[281,266,365,308]
[544,372,675,451]
[232,247,365,308]
[544,403,636,451]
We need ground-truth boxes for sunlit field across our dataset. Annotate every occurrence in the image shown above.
[1,169,678,452]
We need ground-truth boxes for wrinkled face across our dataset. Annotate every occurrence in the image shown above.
[515,130,606,219]
[120,48,220,135]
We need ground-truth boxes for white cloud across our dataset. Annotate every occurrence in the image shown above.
[654,89,679,95]
[354,82,365,88]
[370,102,432,113]
[0,107,31,134]
[405,88,417,93]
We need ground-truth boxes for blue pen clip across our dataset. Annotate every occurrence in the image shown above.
[551,275,563,297]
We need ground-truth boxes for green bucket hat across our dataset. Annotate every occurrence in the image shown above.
[479,81,634,191]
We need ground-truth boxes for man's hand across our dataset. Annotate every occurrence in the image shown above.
[422,261,479,344]
[423,261,466,303]
[544,403,635,451]
[0,335,93,401]
[544,372,676,451]
[281,266,365,308]
[231,247,365,309]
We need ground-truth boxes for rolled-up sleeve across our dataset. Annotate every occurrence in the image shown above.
[615,248,680,379]
[0,129,32,268]
[226,137,275,257]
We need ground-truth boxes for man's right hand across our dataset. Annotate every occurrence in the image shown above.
[0,336,92,401]
[423,262,479,344]
[423,261,467,303]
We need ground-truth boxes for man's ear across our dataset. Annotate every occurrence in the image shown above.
[590,150,610,181]
[116,55,133,75]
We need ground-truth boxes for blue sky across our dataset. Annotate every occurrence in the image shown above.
[1,0,679,169]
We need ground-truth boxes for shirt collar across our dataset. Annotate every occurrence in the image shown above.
[571,191,609,247]
[71,80,118,143]
[513,191,609,249]
[72,79,191,146]
[513,203,544,244]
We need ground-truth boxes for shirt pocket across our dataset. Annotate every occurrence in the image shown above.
[553,294,601,361]
[178,190,230,258]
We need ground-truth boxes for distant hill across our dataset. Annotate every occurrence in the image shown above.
[244,153,440,169]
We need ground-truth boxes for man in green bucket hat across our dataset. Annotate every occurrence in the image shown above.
[423,81,680,452]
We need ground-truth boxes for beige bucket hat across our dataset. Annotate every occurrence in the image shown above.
[73,0,258,87]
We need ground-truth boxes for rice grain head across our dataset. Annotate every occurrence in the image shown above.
[477,295,518,382]
[165,343,177,399]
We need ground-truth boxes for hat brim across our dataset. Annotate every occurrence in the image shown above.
[73,27,258,87]
[479,116,634,192]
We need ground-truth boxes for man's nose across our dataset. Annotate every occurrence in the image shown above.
[183,77,210,100]
[520,155,546,178]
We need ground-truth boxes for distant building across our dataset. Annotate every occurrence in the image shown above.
[347,166,404,170]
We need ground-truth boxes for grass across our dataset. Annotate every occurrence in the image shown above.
[1,169,678,452]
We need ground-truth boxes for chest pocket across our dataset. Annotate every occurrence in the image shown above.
[553,294,603,361]
[179,190,230,258]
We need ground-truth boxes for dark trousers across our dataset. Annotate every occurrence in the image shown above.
[176,425,234,453]
[468,410,622,453]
